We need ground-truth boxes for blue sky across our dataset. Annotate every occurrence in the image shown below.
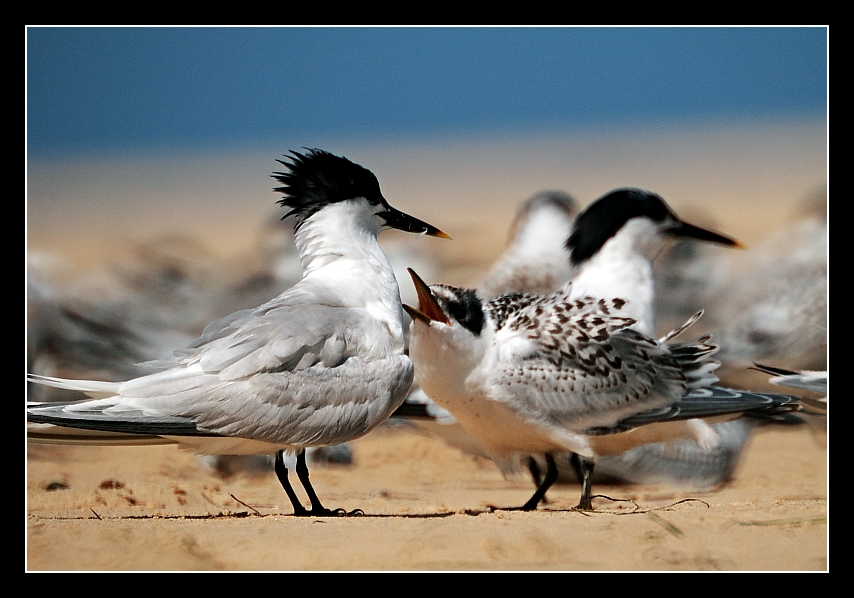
[26,26,827,159]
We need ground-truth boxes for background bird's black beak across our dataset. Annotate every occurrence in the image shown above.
[667,220,744,248]
[379,206,452,239]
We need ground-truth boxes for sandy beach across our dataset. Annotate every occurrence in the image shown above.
[27,420,826,571]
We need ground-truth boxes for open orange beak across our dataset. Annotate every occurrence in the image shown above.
[403,268,451,325]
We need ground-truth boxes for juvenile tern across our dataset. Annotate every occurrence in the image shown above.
[27,148,449,516]
[398,188,754,496]
[404,268,801,511]
[394,190,578,450]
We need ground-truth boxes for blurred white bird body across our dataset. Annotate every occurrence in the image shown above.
[478,191,579,301]
[710,210,827,373]
[650,190,828,374]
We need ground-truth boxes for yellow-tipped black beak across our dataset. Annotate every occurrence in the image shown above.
[380,206,452,239]
[406,268,451,325]
[667,220,745,249]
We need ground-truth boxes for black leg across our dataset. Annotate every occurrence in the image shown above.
[526,456,542,485]
[294,450,363,517]
[570,453,596,510]
[525,456,549,504]
[293,450,343,516]
[487,454,559,512]
[274,449,362,516]
[295,449,327,513]
[274,450,309,516]
[519,453,558,511]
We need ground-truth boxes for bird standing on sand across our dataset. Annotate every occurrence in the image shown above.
[404,268,801,511]
[28,148,450,516]
[398,188,761,504]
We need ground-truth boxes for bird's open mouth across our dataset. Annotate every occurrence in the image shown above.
[404,268,450,325]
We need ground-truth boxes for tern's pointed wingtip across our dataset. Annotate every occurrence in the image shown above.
[750,363,794,377]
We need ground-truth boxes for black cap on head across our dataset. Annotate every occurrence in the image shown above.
[272,148,385,230]
[272,148,451,238]
[566,189,672,264]
[565,188,740,265]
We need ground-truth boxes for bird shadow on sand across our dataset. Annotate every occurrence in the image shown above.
[41,495,711,521]
[473,496,712,517]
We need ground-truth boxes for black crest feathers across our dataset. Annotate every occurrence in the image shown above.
[272,149,386,229]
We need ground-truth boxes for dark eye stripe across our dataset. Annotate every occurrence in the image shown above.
[433,286,485,335]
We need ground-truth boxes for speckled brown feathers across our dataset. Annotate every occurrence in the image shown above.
[484,289,695,430]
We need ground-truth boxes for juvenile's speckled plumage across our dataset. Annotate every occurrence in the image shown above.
[405,269,801,511]
[396,188,754,496]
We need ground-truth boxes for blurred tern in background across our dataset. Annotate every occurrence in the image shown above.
[709,193,827,376]
[650,188,827,379]
[752,363,827,397]
[563,188,742,337]
[27,148,450,516]
[751,362,827,423]
[477,191,580,300]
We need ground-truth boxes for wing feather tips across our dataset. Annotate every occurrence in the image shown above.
[583,387,802,435]
[26,373,121,399]
[27,402,204,437]
[26,423,179,446]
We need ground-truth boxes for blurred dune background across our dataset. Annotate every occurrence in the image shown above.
[28,122,826,273]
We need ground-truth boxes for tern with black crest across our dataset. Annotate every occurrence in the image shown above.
[565,188,742,336]
[27,148,449,517]
[397,188,755,498]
